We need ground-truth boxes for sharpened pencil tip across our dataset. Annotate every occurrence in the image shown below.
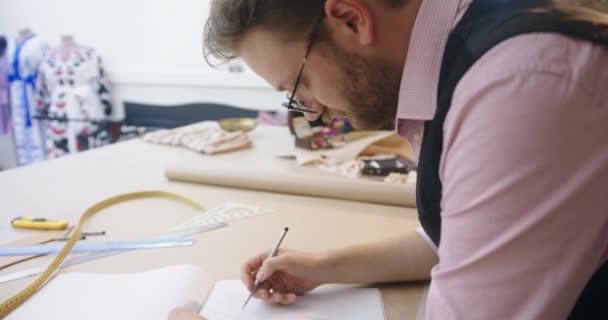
[242,294,253,310]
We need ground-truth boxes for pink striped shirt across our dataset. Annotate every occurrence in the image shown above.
[397,0,608,319]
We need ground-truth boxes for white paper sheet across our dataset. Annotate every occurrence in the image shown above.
[201,280,385,320]
[6,265,206,320]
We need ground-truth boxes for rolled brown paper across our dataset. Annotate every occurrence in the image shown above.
[164,164,416,208]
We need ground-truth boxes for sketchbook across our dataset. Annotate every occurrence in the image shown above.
[201,279,385,320]
[5,266,385,320]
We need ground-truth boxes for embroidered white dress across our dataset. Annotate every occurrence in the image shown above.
[36,45,112,158]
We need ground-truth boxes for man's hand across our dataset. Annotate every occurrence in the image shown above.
[241,232,436,306]
[241,249,326,305]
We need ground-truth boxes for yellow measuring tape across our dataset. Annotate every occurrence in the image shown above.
[0,190,204,318]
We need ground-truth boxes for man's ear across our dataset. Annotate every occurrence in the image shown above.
[324,0,375,46]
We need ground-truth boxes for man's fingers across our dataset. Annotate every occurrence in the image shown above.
[285,293,297,304]
[241,267,255,290]
[257,254,293,282]
[243,251,269,274]
[241,272,254,291]
[253,281,272,299]
[271,292,284,304]
[271,292,297,305]
[241,251,271,290]
[254,287,270,301]
[253,284,297,305]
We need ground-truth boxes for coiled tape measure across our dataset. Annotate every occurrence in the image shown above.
[0,190,204,318]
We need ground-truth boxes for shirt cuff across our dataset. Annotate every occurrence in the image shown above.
[416,227,438,254]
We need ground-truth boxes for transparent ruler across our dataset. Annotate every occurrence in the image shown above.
[168,202,272,232]
[0,238,195,257]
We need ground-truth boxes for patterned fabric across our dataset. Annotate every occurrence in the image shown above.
[36,45,113,158]
[8,34,49,166]
[142,124,252,155]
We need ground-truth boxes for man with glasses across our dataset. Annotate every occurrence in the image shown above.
[172,0,607,319]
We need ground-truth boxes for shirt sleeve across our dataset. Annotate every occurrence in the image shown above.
[416,227,438,254]
[425,45,608,319]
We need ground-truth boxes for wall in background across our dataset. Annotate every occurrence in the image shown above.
[0,0,285,119]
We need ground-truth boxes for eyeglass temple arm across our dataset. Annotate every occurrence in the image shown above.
[284,13,325,114]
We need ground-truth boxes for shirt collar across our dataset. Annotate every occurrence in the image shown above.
[396,0,465,121]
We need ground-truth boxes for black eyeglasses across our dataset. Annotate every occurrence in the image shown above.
[281,14,325,114]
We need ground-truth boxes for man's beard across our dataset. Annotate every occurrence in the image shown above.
[321,43,402,131]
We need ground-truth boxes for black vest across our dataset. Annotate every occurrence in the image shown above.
[416,0,608,318]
